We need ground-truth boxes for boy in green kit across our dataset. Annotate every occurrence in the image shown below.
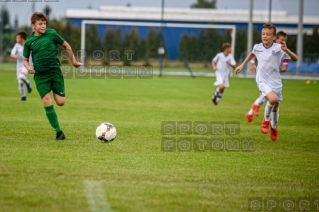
[23,12,81,140]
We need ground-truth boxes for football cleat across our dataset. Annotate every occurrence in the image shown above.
[245,113,254,124]
[27,83,32,93]
[212,94,218,105]
[56,131,66,140]
[252,104,259,116]
[270,127,278,141]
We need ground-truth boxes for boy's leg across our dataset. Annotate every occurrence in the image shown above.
[270,103,279,141]
[53,93,65,106]
[17,77,26,100]
[19,70,32,93]
[215,84,224,104]
[34,72,65,140]
[43,93,62,132]
[212,72,223,105]
[261,88,277,134]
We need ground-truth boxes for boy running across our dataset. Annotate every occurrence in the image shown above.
[235,23,298,141]
[212,43,236,105]
[245,31,297,124]
[11,31,32,101]
[23,12,81,140]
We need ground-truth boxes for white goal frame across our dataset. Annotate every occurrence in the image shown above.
[80,20,236,65]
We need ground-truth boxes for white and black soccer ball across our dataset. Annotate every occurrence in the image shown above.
[95,122,117,143]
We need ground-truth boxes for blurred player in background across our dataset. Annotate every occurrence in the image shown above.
[245,31,297,124]
[23,12,81,140]
[10,31,32,101]
[211,43,236,105]
[235,23,298,141]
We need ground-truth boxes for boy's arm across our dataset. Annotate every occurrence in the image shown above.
[249,55,257,74]
[212,60,217,71]
[281,41,298,61]
[61,41,81,67]
[10,44,18,59]
[24,58,35,74]
[226,61,236,68]
[226,56,236,69]
[280,59,289,72]
[235,52,255,74]
[11,54,18,59]
[280,64,288,72]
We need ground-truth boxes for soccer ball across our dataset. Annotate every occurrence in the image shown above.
[95,122,117,143]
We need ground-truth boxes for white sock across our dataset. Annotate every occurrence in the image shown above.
[215,89,223,103]
[212,87,219,99]
[254,95,266,107]
[18,79,26,97]
[271,109,279,128]
[264,102,274,121]
[248,108,253,116]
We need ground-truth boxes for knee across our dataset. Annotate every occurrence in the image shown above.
[42,96,52,106]
[268,97,277,105]
[18,74,24,80]
[56,100,65,106]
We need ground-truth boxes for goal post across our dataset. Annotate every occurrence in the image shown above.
[80,20,236,68]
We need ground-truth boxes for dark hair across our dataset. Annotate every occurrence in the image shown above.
[262,23,276,35]
[16,31,27,40]
[31,12,48,24]
[276,31,287,38]
[222,43,231,50]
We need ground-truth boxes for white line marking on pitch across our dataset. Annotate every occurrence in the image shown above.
[83,180,114,212]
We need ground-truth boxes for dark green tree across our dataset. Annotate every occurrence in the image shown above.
[189,33,200,61]
[179,33,191,60]
[309,26,318,54]
[85,24,101,60]
[129,27,140,61]
[14,15,18,32]
[234,28,247,60]
[286,35,296,54]
[122,31,131,66]
[146,27,158,58]
[190,0,217,8]
[252,27,261,46]
[43,5,52,17]
[0,5,11,34]
[198,29,207,60]
[113,27,122,52]
[103,28,114,65]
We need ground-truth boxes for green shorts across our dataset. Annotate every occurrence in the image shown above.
[34,68,65,98]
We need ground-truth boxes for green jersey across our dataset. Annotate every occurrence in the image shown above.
[23,28,65,73]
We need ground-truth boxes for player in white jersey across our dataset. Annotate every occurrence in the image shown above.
[211,43,236,105]
[235,23,298,141]
[245,31,297,124]
[10,31,32,101]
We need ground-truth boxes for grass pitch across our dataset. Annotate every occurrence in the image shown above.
[0,66,318,212]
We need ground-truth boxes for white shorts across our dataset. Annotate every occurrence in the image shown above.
[214,72,229,87]
[258,82,283,103]
[16,67,28,79]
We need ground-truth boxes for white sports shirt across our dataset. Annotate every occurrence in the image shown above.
[213,52,236,77]
[11,43,32,76]
[253,42,290,89]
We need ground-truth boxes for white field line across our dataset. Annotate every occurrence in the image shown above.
[83,180,114,212]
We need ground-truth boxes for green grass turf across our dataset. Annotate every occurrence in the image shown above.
[0,68,318,212]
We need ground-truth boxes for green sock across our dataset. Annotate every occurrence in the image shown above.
[44,105,61,132]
